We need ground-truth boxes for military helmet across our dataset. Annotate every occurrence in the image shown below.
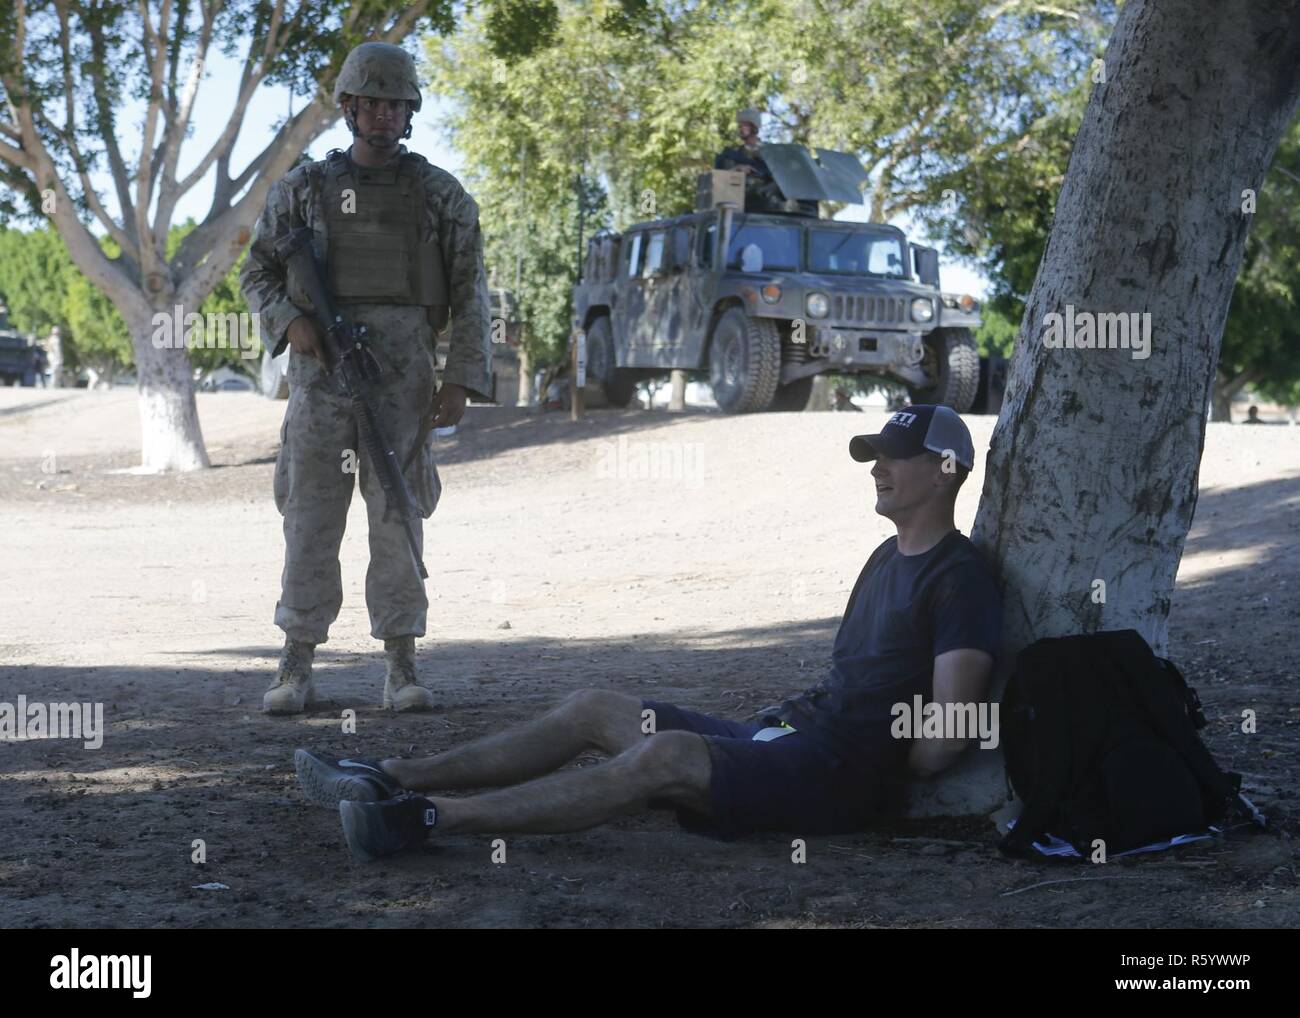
[333,42,423,112]
[738,107,763,131]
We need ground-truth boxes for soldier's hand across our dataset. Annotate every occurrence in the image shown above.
[286,315,327,367]
[432,383,468,428]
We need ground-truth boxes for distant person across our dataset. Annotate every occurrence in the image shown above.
[1244,405,1263,424]
[294,405,1002,862]
[45,325,63,388]
[25,342,46,387]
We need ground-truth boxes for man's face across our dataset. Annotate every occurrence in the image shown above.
[737,120,758,144]
[870,452,949,521]
[351,96,408,149]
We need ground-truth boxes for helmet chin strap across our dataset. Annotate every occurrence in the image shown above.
[342,97,414,140]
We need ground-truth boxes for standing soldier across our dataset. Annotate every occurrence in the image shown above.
[240,42,492,715]
[714,108,779,212]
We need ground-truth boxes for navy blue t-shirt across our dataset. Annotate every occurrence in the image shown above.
[777,531,1002,776]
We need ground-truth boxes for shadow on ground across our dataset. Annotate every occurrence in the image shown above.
[1,609,1294,929]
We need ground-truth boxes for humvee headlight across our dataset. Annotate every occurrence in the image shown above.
[958,293,979,313]
[910,298,934,323]
[761,284,782,304]
[806,293,829,318]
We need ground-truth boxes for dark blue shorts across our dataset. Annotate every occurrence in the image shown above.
[642,699,888,840]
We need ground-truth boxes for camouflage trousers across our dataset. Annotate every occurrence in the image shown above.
[273,304,443,644]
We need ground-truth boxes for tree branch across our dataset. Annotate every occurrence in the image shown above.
[86,12,140,248]
[155,0,223,253]
[135,0,174,286]
[174,99,336,307]
[174,0,293,199]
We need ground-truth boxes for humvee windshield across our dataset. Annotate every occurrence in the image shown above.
[724,222,801,272]
[807,227,907,278]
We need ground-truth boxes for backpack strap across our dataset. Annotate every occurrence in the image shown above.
[1113,633,1241,820]
[1157,656,1207,729]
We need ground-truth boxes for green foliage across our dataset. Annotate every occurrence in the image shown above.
[974,304,1018,359]
[0,221,251,378]
[484,0,559,59]
[1219,121,1300,403]
[430,0,1114,366]
[0,226,71,336]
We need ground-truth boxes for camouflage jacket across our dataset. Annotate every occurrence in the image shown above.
[240,144,492,399]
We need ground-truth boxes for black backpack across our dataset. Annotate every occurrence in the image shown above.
[998,629,1248,858]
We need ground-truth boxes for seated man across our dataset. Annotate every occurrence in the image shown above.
[295,405,1003,861]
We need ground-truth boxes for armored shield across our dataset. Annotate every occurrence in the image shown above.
[760,144,869,204]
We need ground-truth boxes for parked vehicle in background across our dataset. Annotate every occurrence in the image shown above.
[0,305,38,386]
[571,144,982,413]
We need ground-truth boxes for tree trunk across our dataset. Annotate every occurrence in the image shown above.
[130,309,210,472]
[48,331,64,388]
[807,374,833,411]
[516,345,534,407]
[1210,369,1258,422]
[910,0,1300,818]
[1211,387,1233,422]
[668,369,688,411]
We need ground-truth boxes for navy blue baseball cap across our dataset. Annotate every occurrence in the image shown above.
[849,404,975,470]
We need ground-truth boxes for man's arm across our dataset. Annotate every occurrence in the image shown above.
[239,175,309,359]
[906,648,994,778]
[434,178,493,403]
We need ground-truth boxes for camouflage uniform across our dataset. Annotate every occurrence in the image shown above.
[716,108,783,213]
[241,147,491,647]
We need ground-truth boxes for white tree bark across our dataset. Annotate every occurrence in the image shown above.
[807,374,833,412]
[911,0,1300,817]
[516,345,534,407]
[668,369,688,411]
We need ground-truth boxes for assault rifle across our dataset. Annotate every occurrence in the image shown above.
[274,226,428,583]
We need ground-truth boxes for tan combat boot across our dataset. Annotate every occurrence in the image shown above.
[264,638,318,714]
[382,636,435,712]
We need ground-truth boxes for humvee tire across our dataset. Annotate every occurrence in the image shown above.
[260,348,289,400]
[769,375,815,412]
[586,315,637,408]
[707,307,781,414]
[908,327,979,413]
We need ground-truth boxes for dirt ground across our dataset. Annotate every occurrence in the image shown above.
[0,387,1296,929]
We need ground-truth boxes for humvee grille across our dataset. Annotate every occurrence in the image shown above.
[832,295,907,325]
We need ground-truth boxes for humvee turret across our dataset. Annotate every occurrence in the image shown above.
[571,144,982,413]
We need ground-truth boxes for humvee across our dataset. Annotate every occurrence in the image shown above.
[570,144,982,413]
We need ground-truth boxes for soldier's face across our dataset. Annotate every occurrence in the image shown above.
[352,97,408,148]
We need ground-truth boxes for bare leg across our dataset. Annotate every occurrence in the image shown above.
[383,688,645,792]
[431,730,713,834]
